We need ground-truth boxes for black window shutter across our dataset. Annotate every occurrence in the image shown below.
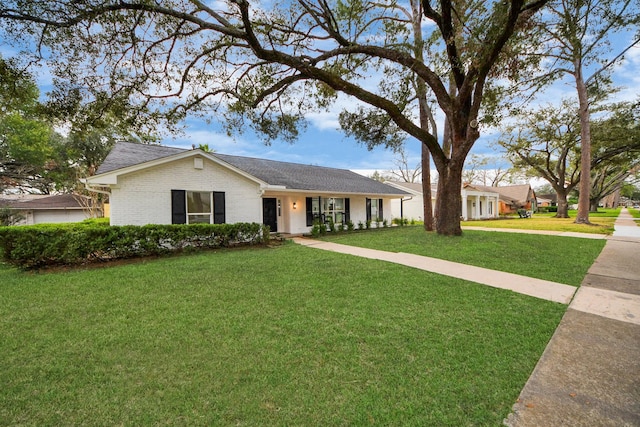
[366,198,371,222]
[306,197,313,226]
[345,198,350,223]
[213,192,226,224]
[171,190,186,224]
[378,199,384,220]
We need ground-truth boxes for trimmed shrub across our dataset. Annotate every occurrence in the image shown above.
[0,222,266,269]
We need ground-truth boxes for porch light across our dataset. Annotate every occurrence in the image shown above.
[293,202,297,209]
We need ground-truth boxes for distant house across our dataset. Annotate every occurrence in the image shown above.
[537,193,557,207]
[461,184,501,220]
[386,181,500,221]
[474,184,537,215]
[84,142,409,234]
[0,194,93,225]
[385,181,436,221]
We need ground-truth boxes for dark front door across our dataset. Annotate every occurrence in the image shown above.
[262,198,277,232]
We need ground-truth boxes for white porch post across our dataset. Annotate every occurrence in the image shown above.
[475,195,480,219]
[461,194,468,220]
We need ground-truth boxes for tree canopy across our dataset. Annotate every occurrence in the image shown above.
[0,0,550,235]
[524,0,640,222]
[499,99,640,215]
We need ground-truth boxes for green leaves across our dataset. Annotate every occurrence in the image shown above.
[0,222,267,269]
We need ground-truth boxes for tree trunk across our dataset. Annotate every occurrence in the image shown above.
[435,160,463,236]
[574,63,592,224]
[410,0,434,232]
[555,190,570,218]
[422,144,434,231]
[589,198,599,212]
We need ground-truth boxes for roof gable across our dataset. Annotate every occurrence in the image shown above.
[386,181,438,196]
[92,142,408,196]
[473,184,533,204]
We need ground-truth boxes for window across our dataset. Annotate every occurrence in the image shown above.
[366,198,384,222]
[306,197,350,226]
[187,191,212,223]
[322,197,346,224]
[171,190,226,224]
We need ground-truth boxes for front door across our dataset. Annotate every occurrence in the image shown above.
[262,198,277,232]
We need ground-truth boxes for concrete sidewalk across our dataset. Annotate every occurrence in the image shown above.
[293,209,640,425]
[506,209,640,426]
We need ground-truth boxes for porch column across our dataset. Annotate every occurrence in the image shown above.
[461,194,468,220]
[475,195,480,219]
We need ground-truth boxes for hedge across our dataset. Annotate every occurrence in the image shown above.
[0,222,268,269]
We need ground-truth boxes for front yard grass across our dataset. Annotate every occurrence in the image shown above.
[0,242,570,426]
[319,227,605,286]
[461,209,618,235]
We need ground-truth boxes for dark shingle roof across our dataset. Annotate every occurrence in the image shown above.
[0,194,88,210]
[96,143,184,174]
[96,142,408,196]
[474,184,532,205]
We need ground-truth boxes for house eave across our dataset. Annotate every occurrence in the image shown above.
[262,188,408,198]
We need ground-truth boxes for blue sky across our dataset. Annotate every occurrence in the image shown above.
[1,10,638,179]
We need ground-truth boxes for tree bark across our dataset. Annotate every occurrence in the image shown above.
[411,0,434,232]
[421,144,434,231]
[434,160,463,235]
[574,64,592,224]
[555,189,570,218]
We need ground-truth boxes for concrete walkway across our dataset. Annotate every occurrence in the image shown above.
[293,238,577,304]
[292,209,640,425]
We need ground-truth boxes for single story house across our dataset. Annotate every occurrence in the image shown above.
[0,194,93,225]
[84,142,409,234]
[473,184,537,215]
[461,184,500,220]
[537,193,557,207]
[386,181,500,221]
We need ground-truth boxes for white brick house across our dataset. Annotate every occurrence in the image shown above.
[85,142,409,234]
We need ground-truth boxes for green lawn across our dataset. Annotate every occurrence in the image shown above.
[461,208,618,235]
[0,241,572,426]
[319,227,605,286]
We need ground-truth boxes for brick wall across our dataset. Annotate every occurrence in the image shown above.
[109,156,262,226]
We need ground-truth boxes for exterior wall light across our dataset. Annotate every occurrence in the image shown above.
[293,202,297,209]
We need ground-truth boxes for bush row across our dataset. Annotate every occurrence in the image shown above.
[0,222,268,269]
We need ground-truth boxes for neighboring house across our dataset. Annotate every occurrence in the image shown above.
[84,142,409,234]
[474,184,537,215]
[537,193,557,208]
[385,181,436,221]
[0,194,93,225]
[461,184,500,220]
[600,190,620,209]
[386,181,499,221]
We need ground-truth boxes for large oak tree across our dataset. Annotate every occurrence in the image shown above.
[1,0,548,234]
[500,99,640,216]
[527,0,639,223]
